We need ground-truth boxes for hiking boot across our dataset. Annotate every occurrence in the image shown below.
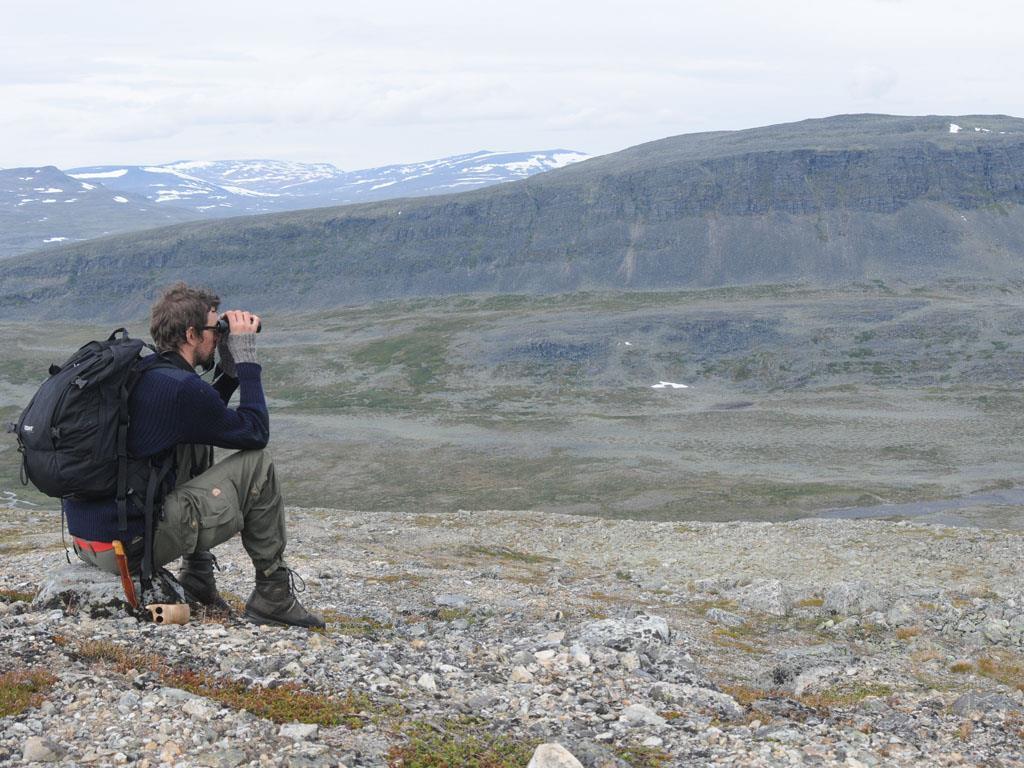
[178,551,233,615]
[244,568,325,629]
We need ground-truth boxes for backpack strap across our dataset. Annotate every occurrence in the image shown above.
[115,381,131,535]
[140,452,175,591]
[116,343,171,536]
[117,341,179,591]
[59,499,72,564]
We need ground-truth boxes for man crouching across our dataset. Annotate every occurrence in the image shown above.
[66,281,324,629]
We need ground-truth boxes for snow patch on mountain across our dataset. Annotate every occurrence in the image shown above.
[73,169,128,179]
[65,149,589,217]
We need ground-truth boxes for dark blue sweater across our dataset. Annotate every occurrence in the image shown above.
[65,356,269,542]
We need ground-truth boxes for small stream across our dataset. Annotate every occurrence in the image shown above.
[1,490,40,509]
[817,488,1024,528]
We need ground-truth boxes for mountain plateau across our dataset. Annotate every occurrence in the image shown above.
[1,114,1022,319]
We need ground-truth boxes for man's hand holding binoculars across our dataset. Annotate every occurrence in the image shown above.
[216,310,261,377]
[216,310,262,336]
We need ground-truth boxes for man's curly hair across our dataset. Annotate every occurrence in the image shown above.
[150,282,221,353]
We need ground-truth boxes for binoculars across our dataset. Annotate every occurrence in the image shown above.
[214,316,262,335]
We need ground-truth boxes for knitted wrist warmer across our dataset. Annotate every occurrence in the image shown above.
[225,332,258,365]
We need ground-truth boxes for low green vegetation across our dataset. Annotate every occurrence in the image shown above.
[722,681,893,714]
[62,637,377,727]
[976,652,1024,691]
[0,588,35,602]
[322,611,393,638]
[0,669,56,717]
[4,284,1024,523]
[435,607,474,623]
[800,683,894,709]
[387,718,539,768]
[350,321,463,394]
[615,745,674,768]
[172,670,372,728]
[459,545,555,564]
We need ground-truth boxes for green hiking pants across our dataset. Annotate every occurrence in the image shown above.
[154,448,288,577]
[75,448,288,578]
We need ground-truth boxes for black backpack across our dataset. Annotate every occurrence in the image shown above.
[15,329,149,499]
[10,328,176,591]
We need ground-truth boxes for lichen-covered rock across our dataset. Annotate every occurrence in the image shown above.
[885,602,917,626]
[32,563,134,618]
[31,562,186,618]
[824,581,887,615]
[650,682,744,720]
[728,579,792,617]
[576,615,671,654]
[792,665,842,696]
[951,691,1021,715]
[706,607,746,627]
[762,645,854,691]
[619,704,666,727]
[22,737,61,763]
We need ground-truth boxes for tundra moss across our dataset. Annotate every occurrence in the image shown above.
[459,545,555,564]
[65,638,375,727]
[170,670,372,727]
[0,669,56,717]
[0,588,36,603]
[387,718,539,768]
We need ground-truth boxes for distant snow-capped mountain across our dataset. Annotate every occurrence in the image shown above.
[0,149,588,259]
[67,150,589,216]
[0,166,197,259]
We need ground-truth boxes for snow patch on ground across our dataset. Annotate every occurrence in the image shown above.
[142,166,209,184]
[949,123,961,134]
[71,169,127,179]
[220,185,278,198]
[155,190,196,202]
[551,152,589,167]
[165,160,216,171]
[651,381,689,390]
[43,237,68,243]
[112,196,129,203]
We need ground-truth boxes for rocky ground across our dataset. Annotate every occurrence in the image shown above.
[2,506,1024,767]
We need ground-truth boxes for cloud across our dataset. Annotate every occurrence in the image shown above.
[1,1,1023,169]
[847,65,899,101]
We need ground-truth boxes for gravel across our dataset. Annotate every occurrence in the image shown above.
[2,506,1024,766]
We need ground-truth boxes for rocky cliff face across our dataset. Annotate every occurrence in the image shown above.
[2,114,1023,318]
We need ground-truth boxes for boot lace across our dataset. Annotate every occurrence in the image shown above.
[284,567,307,595]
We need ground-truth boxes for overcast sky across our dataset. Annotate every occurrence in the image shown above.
[2,0,1021,170]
